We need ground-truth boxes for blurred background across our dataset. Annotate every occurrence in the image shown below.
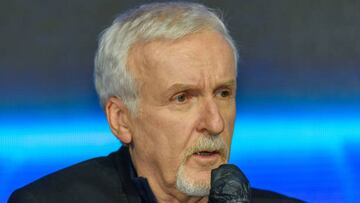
[1,0,359,202]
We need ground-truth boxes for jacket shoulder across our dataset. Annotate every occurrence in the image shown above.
[8,151,129,203]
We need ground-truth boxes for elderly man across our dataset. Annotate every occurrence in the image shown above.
[9,2,303,203]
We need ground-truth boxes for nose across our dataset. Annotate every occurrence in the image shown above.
[196,98,225,135]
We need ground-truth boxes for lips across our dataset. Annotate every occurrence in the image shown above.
[190,150,222,167]
[183,135,228,163]
[194,150,219,156]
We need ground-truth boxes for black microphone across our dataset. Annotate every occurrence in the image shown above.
[208,164,251,203]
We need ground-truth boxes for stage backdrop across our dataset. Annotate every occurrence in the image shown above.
[1,0,359,202]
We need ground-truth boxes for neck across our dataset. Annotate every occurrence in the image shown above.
[153,187,208,203]
[149,179,209,203]
[129,149,208,203]
[136,164,208,203]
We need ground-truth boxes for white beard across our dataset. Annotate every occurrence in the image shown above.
[175,163,210,196]
[175,135,228,196]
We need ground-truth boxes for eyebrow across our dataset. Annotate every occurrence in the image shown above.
[165,83,198,95]
[217,79,236,88]
[165,79,236,95]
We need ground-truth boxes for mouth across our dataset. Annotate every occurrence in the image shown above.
[189,150,223,167]
[192,150,222,160]
[194,150,220,156]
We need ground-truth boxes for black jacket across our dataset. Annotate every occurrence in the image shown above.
[9,146,305,203]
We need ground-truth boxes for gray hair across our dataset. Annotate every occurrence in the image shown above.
[94,2,238,114]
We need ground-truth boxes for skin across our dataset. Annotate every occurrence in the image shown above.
[106,30,236,203]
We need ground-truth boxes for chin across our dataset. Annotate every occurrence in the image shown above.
[175,163,212,196]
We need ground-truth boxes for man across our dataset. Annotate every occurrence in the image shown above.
[9,2,304,203]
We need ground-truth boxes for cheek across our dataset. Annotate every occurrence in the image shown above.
[222,102,236,142]
[135,108,200,182]
[135,108,196,159]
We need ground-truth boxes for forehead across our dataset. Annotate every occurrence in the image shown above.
[128,31,236,88]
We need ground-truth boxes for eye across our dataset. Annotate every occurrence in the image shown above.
[172,92,190,104]
[216,89,232,98]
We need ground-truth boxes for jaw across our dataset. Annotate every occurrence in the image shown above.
[129,147,229,203]
[175,152,227,197]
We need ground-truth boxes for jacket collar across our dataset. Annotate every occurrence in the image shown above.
[114,146,157,203]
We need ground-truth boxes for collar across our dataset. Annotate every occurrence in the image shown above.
[127,148,157,203]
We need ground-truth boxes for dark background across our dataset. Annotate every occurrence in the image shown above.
[2,0,360,107]
[1,0,360,202]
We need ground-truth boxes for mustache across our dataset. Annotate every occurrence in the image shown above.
[183,135,228,161]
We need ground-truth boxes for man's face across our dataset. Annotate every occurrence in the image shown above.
[127,30,236,198]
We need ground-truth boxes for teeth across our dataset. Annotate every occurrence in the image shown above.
[196,151,214,156]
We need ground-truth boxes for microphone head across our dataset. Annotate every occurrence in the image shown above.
[209,164,251,203]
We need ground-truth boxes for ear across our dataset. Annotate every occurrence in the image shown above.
[105,97,132,144]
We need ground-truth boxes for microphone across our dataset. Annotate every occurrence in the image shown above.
[208,164,251,203]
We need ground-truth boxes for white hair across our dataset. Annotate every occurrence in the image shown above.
[94,2,238,113]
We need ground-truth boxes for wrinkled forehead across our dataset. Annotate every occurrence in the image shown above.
[127,30,236,85]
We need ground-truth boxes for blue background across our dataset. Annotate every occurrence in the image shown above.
[1,0,359,202]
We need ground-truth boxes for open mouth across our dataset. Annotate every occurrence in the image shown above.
[194,150,219,156]
[188,149,224,166]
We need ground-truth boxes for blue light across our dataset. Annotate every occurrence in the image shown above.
[1,105,359,202]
